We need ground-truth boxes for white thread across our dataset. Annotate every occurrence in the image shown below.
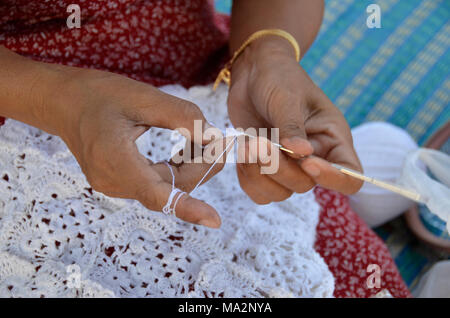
[227,128,287,150]
[190,136,238,195]
[171,189,184,213]
[225,128,246,137]
[162,161,186,216]
[162,136,237,216]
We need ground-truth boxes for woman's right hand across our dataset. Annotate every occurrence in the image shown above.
[33,67,223,228]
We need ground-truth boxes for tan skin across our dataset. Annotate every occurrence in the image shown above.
[0,49,224,228]
[0,0,362,228]
[229,0,362,204]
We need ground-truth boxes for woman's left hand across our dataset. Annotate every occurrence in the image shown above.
[227,37,363,204]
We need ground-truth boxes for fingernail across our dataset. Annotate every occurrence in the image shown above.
[199,219,219,228]
[303,163,320,177]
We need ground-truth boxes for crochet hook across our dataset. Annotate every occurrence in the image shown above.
[271,140,424,203]
[331,163,424,203]
[239,132,295,154]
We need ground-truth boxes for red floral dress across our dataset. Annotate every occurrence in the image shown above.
[0,0,410,297]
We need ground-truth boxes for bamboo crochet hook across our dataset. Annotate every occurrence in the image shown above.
[331,163,424,203]
[244,134,423,203]
[274,142,423,203]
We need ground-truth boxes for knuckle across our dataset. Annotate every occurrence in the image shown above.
[343,179,363,195]
[281,121,303,135]
[179,179,196,194]
[178,100,202,120]
[252,195,272,205]
[273,114,307,140]
[294,182,315,194]
[291,175,315,193]
[236,165,273,205]
[238,179,271,205]
[272,190,293,202]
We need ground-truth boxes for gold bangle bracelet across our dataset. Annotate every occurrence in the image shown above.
[213,29,301,91]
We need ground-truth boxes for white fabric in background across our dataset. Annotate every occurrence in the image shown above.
[413,261,450,298]
[0,84,334,298]
[398,148,450,233]
[349,122,419,227]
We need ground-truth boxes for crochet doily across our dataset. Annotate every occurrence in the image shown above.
[0,84,334,298]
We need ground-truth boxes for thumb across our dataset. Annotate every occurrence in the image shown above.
[130,154,222,229]
[271,99,314,158]
[139,87,216,146]
[137,179,222,229]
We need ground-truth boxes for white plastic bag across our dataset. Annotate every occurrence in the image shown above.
[349,122,419,227]
[398,148,450,233]
[413,260,450,298]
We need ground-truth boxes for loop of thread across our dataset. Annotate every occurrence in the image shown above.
[189,135,238,195]
[162,162,186,216]
[162,134,239,217]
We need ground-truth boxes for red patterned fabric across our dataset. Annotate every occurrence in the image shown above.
[0,0,410,297]
[314,187,410,298]
[0,0,229,87]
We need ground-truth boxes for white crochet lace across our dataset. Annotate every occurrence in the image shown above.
[0,84,334,298]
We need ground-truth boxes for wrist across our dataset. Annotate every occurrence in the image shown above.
[247,35,298,60]
[0,49,61,132]
[230,35,298,81]
[29,60,96,139]
[28,62,79,136]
